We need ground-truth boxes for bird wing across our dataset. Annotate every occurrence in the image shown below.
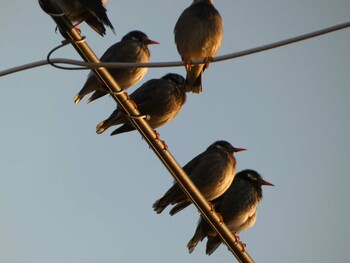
[131,79,181,120]
[99,40,139,63]
[182,151,206,175]
[79,0,115,33]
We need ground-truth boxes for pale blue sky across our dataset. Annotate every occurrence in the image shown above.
[1,1,350,262]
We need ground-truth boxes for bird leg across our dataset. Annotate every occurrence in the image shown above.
[208,202,224,222]
[71,20,84,34]
[203,56,213,70]
[161,140,168,151]
[124,93,138,110]
[215,212,224,222]
[184,60,193,71]
[234,234,247,252]
[153,130,168,150]
[154,129,160,140]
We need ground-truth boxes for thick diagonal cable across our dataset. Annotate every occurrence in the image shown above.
[38,0,254,262]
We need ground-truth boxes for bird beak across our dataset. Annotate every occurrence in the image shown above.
[234,147,247,153]
[261,180,274,186]
[147,39,160,45]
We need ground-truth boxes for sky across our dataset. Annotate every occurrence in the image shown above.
[1,0,350,262]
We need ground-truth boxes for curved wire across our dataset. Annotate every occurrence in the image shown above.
[1,20,349,77]
[46,37,90,70]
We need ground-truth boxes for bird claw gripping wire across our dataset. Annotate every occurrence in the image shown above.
[125,94,138,111]
[153,130,168,151]
[184,60,193,71]
[109,90,138,110]
[234,234,247,252]
[203,56,213,70]
[208,201,224,222]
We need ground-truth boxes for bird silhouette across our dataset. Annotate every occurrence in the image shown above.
[187,169,274,255]
[174,0,223,93]
[96,73,187,135]
[56,0,115,36]
[153,141,246,215]
[74,31,158,104]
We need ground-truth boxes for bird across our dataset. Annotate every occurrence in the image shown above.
[96,73,187,136]
[56,0,115,36]
[174,0,223,93]
[153,141,246,215]
[187,169,274,255]
[74,31,159,104]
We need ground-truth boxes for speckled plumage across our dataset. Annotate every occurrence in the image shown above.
[187,169,274,255]
[153,141,245,215]
[174,0,223,93]
[74,31,158,104]
[95,73,187,135]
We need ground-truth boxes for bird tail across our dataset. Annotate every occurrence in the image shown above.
[74,81,95,104]
[85,17,107,36]
[152,197,170,214]
[187,226,205,253]
[87,90,108,104]
[85,2,116,35]
[96,111,124,135]
[169,200,191,216]
[110,124,135,136]
[185,65,202,93]
[73,93,83,104]
[96,120,110,135]
[206,236,222,255]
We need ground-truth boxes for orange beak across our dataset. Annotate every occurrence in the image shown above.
[234,147,247,153]
[261,180,274,186]
[147,39,159,45]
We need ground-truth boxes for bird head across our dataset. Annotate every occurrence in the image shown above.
[122,30,159,46]
[162,73,186,88]
[210,140,246,154]
[241,169,274,187]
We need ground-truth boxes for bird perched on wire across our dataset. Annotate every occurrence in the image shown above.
[74,31,159,104]
[153,141,246,215]
[56,0,115,36]
[174,0,223,93]
[187,169,274,255]
[96,73,187,135]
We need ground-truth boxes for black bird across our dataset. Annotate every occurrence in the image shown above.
[153,141,246,215]
[56,0,115,36]
[96,73,187,135]
[187,169,274,255]
[174,0,223,93]
[74,31,159,104]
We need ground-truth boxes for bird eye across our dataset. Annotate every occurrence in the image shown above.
[247,174,257,181]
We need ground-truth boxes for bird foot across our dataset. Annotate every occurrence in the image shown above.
[208,202,223,222]
[216,212,224,222]
[154,129,160,140]
[153,130,168,150]
[184,60,193,71]
[208,201,215,211]
[125,93,138,110]
[234,234,246,252]
[161,140,168,151]
[203,57,213,70]
[72,21,83,34]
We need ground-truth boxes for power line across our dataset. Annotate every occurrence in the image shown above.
[1,21,349,77]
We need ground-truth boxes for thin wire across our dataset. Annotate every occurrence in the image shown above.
[0,20,349,77]
[126,113,150,120]
[46,37,90,70]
